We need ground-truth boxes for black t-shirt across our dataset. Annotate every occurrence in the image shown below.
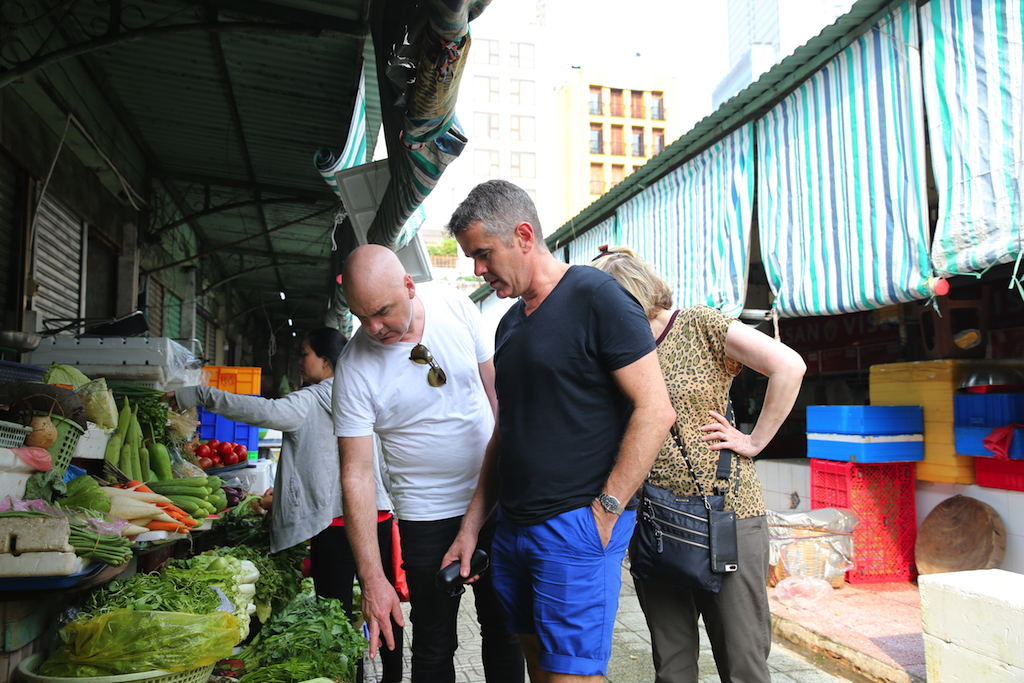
[493,265,656,526]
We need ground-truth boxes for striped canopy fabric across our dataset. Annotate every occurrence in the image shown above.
[756,1,932,318]
[315,67,368,200]
[565,216,617,265]
[615,124,754,317]
[921,0,1024,278]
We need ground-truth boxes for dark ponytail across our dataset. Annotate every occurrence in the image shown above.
[304,327,347,370]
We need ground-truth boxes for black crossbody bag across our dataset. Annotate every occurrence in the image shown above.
[630,425,739,593]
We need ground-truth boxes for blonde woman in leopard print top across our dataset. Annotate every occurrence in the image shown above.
[593,246,805,683]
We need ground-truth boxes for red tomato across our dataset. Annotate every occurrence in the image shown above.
[210,454,223,467]
[196,444,212,459]
[198,457,213,469]
[207,439,220,450]
[217,441,235,458]
[223,451,239,466]
[234,444,248,458]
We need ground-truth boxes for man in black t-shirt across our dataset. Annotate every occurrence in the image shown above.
[443,180,676,682]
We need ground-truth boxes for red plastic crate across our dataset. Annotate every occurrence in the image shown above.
[975,457,1024,491]
[810,459,917,583]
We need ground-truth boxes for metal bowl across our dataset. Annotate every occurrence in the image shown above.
[0,330,42,353]
[958,367,1024,393]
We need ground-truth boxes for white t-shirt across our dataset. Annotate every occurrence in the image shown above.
[333,288,494,521]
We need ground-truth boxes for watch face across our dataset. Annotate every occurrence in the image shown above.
[600,493,622,513]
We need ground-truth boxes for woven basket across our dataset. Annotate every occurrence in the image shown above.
[768,526,850,588]
[19,653,215,683]
[0,419,31,449]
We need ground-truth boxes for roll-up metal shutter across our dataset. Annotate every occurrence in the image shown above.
[165,291,182,340]
[0,152,23,323]
[194,312,207,356]
[205,318,217,363]
[33,195,84,333]
[146,277,165,337]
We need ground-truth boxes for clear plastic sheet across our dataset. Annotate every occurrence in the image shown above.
[774,576,834,611]
[768,508,858,585]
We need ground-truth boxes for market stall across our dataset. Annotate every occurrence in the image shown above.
[0,348,366,682]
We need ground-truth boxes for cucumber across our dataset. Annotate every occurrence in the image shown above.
[165,495,206,513]
[149,477,208,489]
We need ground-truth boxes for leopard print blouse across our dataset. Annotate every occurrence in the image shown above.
[647,306,766,519]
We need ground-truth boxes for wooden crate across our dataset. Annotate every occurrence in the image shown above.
[869,360,1024,484]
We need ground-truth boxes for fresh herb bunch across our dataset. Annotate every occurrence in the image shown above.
[218,543,305,622]
[108,383,168,442]
[76,568,224,618]
[237,580,366,683]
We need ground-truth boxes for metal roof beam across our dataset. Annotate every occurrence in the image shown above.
[211,0,366,37]
[159,172,330,201]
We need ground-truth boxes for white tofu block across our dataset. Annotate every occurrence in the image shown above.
[924,633,1024,683]
[0,551,82,577]
[919,569,1024,669]
[0,517,72,553]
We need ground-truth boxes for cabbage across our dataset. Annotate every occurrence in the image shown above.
[43,364,91,389]
[76,379,119,430]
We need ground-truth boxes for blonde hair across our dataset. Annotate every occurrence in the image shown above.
[591,245,673,320]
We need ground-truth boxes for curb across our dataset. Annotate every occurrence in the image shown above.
[771,614,926,683]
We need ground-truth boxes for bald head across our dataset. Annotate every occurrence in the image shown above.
[342,245,407,301]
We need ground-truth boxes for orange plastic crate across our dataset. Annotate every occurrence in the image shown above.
[202,366,262,395]
[810,459,917,583]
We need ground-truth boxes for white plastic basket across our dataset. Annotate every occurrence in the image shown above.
[0,419,31,449]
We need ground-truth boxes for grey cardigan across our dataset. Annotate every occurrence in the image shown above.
[175,379,391,553]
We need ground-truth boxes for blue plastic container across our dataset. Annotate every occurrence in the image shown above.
[953,425,1024,459]
[953,393,1024,428]
[806,405,924,435]
[806,434,924,463]
[196,404,260,451]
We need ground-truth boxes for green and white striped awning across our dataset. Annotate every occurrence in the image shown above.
[921,0,1024,282]
[756,1,932,318]
[566,125,754,318]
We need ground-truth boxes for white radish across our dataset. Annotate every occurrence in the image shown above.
[101,487,173,505]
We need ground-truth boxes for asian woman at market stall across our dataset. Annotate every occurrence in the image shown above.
[592,247,805,683]
[169,328,402,682]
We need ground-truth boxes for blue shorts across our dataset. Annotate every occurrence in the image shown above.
[490,505,636,676]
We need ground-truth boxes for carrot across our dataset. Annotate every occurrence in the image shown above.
[145,520,190,534]
[158,505,198,526]
[127,481,156,494]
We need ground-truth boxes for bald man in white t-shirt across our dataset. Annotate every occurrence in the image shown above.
[333,245,523,683]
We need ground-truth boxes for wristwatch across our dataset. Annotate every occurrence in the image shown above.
[597,492,624,515]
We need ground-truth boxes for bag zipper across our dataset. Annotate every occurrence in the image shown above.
[648,499,711,531]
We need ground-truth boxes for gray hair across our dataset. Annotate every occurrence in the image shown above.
[445,179,545,250]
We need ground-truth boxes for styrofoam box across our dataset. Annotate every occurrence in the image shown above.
[807,433,925,463]
[73,424,113,460]
[806,405,924,435]
[27,337,183,366]
[0,552,83,577]
[0,448,37,501]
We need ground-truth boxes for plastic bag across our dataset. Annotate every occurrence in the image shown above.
[76,379,118,430]
[38,609,239,676]
[775,576,834,611]
[11,447,52,471]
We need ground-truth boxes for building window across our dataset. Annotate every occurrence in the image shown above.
[631,127,645,157]
[510,42,534,68]
[474,149,499,176]
[609,89,624,117]
[511,115,535,142]
[589,124,603,154]
[511,151,536,178]
[610,125,624,156]
[589,87,603,115]
[475,75,499,102]
[633,165,644,174]
[525,189,538,204]
[510,78,535,105]
[474,112,499,139]
[611,164,625,187]
[653,128,665,155]
[651,91,665,120]
[475,38,499,65]
[630,91,646,118]
[590,163,605,195]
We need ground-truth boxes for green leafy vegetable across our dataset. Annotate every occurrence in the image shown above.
[42,364,91,389]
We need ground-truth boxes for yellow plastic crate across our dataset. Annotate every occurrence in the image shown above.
[869,360,1024,484]
[201,366,262,395]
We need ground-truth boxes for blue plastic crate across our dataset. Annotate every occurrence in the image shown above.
[806,405,923,435]
[953,425,1024,459]
[953,393,1024,427]
[196,404,260,451]
[807,433,924,463]
[0,360,45,384]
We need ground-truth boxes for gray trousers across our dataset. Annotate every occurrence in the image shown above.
[633,515,771,683]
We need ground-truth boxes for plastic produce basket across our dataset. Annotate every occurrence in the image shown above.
[810,459,917,583]
[19,653,215,683]
[0,359,45,384]
[196,405,260,450]
[37,414,84,476]
[0,419,32,449]
[202,365,261,395]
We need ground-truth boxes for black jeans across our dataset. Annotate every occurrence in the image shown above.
[310,518,403,683]
[399,514,524,683]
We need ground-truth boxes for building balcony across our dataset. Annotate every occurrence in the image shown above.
[590,180,605,195]
[631,143,647,157]
[630,105,646,119]
[590,140,604,154]
[608,141,625,156]
[653,140,666,155]
[651,104,666,121]
[589,101,604,115]
[609,102,625,117]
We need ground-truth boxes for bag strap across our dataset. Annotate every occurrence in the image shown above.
[668,400,736,500]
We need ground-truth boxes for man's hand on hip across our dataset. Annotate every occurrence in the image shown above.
[360,573,405,659]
